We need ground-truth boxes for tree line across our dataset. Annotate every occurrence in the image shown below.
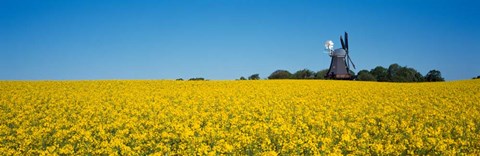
[240,63,445,82]
[355,63,444,82]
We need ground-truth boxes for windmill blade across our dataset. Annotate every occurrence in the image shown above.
[345,32,354,69]
[340,36,346,50]
[346,55,350,69]
[344,32,349,52]
[347,55,356,69]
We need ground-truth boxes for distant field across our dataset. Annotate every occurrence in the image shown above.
[1,80,479,155]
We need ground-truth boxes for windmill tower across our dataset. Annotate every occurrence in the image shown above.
[324,32,356,80]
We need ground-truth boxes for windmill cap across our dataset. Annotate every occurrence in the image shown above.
[332,49,346,57]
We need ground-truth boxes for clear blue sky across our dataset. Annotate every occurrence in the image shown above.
[1,0,479,80]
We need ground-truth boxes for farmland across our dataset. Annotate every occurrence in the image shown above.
[1,80,479,155]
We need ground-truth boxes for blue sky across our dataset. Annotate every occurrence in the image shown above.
[1,0,479,80]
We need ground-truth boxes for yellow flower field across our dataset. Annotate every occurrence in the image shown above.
[1,79,479,155]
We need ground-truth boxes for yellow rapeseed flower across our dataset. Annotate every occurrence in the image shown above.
[0,79,479,155]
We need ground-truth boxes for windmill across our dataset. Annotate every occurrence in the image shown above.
[324,32,356,80]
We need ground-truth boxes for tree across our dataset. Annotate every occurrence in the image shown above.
[239,76,246,80]
[292,69,315,79]
[387,63,402,82]
[395,67,424,82]
[370,66,388,82]
[425,70,445,82]
[385,64,426,82]
[314,69,329,79]
[248,74,260,80]
[176,78,183,81]
[188,77,205,81]
[410,68,425,82]
[357,70,376,81]
[268,70,292,79]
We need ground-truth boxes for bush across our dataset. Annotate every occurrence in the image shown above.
[292,69,315,79]
[188,78,205,81]
[314,69,329,79]
[248,74,260,80]
[268,70,292,79]
[425,70,445,82]
[357,70,376,81]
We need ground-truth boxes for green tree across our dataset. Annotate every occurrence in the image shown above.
[292,69,315,79]
[357,70,376,81]
[396,67,424,82]
[386,64,425,82]
[383,64,426,82]
[425,70,445,82]
[248,74,260,80]
[370,66,388,82]
[314,69,329,79]
[387,63,402,82]
[410,68,425,82]
[268,70,292,79]
[239,76,246,80]
[188,77,205,81]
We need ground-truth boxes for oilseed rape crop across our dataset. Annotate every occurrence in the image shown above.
[1,79,479,155]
